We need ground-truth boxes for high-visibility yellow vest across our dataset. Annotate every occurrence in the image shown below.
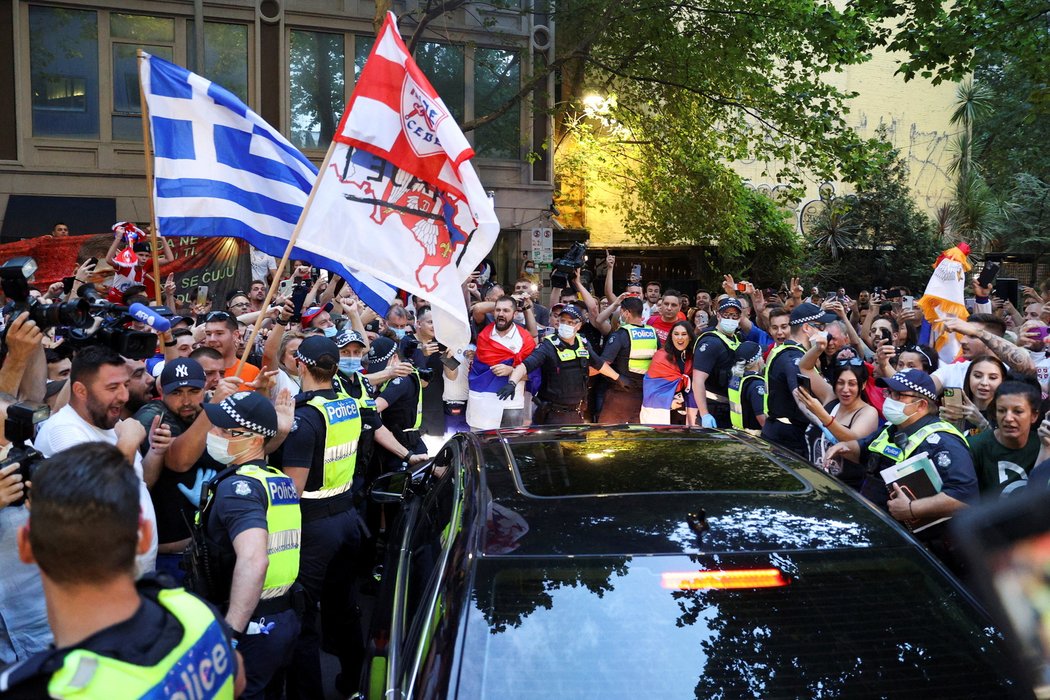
[47,588,236,699]
[233,464,301,598]
[728,372,763,430]
[762,342,800,416]
[305,393,365,499]
[621,323,658,374]
[868,420,968,462]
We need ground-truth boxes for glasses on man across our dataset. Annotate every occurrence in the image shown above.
[836,357,864,367]
[810,322,826,331]
[205,311,233,323]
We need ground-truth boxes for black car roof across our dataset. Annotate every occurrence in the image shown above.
[473,425,909,557]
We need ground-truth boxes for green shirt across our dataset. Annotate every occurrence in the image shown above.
[970,429,1041,498]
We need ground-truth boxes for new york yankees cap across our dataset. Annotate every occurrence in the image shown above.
[160,358,206,394]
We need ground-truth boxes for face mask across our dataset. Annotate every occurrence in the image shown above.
[323,325,338,338]
[718,318,740,334]
[557,323,575,340]
[339,357,362,374]
[392,327,407,340]
[882,397,914,426]
[206,432,250,465]
[525,266,534,275]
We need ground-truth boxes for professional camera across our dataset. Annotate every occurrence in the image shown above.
[0,257,91,331]
[550,242,591,290]
[400,336,419,361]
[417,366,434,382]
[0,401,49,508]
[61,285,159,359]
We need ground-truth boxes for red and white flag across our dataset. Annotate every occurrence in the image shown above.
[292,12,499,347]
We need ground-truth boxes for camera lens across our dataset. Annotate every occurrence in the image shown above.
[32,298,92,329]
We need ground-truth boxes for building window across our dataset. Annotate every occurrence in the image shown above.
[187,21,249,104]
[111,14,175,140]
[474,47,521,159]
[414,42,464,123]
[354,35,374,79]
[30,6,99,138]
[289,30,345,150]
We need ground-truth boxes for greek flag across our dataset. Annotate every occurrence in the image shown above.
[138,52,395,313]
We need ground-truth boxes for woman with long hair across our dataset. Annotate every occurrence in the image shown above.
[641,321,695,425]
[795,359,880,490]
[941,354,1006,435]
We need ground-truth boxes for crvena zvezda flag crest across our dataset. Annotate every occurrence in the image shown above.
[292,12,499,347]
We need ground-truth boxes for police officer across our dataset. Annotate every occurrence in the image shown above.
[368,337,427,466]
[500,305,602,424]
[692,297,747,428]
[334,329,375,401]
[760,302,837,456]
[824,369,978,570]
[1,443,245,698]
[597,296,658,423]
[191,390,298,699]
[728,340,766,434]
[276,336,424,697]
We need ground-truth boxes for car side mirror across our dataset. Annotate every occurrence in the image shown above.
[370,471,410,504]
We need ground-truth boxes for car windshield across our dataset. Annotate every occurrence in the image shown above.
[456,549,1019,698]
[504,435,807,497]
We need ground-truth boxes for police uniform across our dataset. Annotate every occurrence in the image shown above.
[368,337,425,466]
[0,578,238,699]
[728,371,765,433]
[521,332,601,425]
[191,456,301,700]
[276,336,370,698]
[692,328,741,427]
[759,340,809,455]
[599,321,658,423]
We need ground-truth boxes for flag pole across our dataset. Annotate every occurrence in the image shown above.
[137,50,164,306]
[232,140,339,379]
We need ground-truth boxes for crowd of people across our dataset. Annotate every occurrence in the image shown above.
[1,227,1050,697]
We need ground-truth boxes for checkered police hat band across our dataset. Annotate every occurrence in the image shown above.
[294,348,317,366]
[371,345,396,364]
[220,398,276,437]
[791,311,824,326]
[893,373,936,401]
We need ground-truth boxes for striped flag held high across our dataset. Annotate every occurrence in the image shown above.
[138,52,395,313]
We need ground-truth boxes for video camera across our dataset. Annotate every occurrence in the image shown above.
[550,242,591,290]
[398,337,436,382]
[61,285,159,359]
[0,401,50,507]
[0,257,92,332]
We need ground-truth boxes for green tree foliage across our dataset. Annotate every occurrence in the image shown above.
[804,146,941,292]
[992,174,1050,264]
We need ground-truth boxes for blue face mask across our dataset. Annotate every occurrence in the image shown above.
[392,327,407,340]
[339,357,362,375]
[323,325,338,338]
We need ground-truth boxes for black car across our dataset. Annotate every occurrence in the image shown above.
[360,426,1025,699]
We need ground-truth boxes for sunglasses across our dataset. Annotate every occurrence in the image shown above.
[205,311,233,322]
[836,357,864,367]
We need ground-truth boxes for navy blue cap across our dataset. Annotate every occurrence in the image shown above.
[876,369,938,401]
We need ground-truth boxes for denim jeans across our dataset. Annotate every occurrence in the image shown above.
[0,506,52,665]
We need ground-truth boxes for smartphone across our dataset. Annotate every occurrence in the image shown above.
[630,264,641,282]
[289,282,309,323]
[796,373,812,395]
[994,277,1020,309]
[942,387,963,407]
[902,295,915,310]
[195,284,209,307]
[440,354,461,371]
[277,278,295,299]
[61,276,75,295]
[1031,326,1050,343]
[83,256,98,269]
[738,283,749,293]
[977,261,1001,288]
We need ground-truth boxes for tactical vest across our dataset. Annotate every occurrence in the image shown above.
[621,323,658,374]
[305,392,365,499]
[381,370,424,432]
[763,341,802,416]
[192,463,301,605]
[867,420,969,463]
[729,372,763,430]
[47,588,236,699]
[697,330,741,394]
[541,336,590,403]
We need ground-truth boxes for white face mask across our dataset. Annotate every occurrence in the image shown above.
[718,318,740,334]
[557,323,575,340]
[882,397,915,426]
[206,432,249,465]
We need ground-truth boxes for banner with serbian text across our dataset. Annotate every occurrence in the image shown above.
[0,234,251,308]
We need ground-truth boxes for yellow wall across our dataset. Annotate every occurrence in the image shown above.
[567,45,959,248]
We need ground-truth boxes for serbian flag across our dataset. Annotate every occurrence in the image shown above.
[466,325,539,430]
[640,350,692,423]
[917,242,972,364]
[291,12,500,347]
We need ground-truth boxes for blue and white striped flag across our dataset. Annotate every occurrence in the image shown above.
[138,51,395,313]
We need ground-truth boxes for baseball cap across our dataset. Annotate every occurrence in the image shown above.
[875,368,938,402]
[301,301,334,327]
[334,329,366,348]
[294,335,339,368]
[160,358,206,394]
[789,302,837,326]
[367,336,397,373]
[203,391,278,438]
[557,305,586,322]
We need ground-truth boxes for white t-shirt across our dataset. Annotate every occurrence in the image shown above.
[932,360,971,392]
[249,245,277,284]
[34,405,158,578]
